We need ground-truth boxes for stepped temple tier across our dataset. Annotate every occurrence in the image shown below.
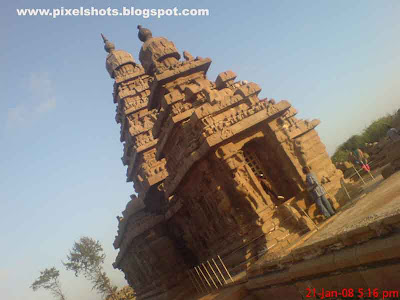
[102,27,344,300]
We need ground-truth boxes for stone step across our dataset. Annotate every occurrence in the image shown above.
[241,295,257,300]
[194,285,251,300]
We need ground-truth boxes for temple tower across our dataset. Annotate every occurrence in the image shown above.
[102,27,344,300]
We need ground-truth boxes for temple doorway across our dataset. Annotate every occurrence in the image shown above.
[242,140,298,205]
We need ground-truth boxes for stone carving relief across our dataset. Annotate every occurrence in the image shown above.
[113,63,143,82]
[171,101,193,116]
[120,91,151,114]
[127,110,157,137]
[116,75,151,100]
[133,130,156,151]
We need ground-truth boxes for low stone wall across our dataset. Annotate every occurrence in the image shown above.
[246,212,400,299]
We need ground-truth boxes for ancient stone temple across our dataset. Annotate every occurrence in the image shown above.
[102,27,344,300]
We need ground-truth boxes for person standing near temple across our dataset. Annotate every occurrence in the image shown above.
[302,166,335,218]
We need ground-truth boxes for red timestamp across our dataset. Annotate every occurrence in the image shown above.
[306,288,400,299]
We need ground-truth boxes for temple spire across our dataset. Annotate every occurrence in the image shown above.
[101,33,115,53]
[101,33,135,78]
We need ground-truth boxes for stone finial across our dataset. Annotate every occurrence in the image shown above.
[101,33,115,53]
[101,33,136,79]
[137,25,153,42]
[138,27,181,74]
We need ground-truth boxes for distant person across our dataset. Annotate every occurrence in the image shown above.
[257,174,285,204]
[302,166,335,218]
[354,148,370,172]
[386,126,400,142]
[349,148,370,172]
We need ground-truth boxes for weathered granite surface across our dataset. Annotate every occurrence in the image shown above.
[102,27,344,300]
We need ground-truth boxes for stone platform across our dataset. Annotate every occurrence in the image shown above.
[193,171,400,299]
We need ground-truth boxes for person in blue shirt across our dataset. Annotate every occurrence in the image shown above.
[302,166,335,218]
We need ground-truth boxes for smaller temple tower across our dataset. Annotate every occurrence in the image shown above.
[102,27,344,300]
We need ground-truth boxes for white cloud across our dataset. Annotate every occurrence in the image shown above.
[6,72,57,128]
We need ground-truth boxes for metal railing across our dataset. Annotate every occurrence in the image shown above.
[187,255,234,294]
[348,160,376,184]
[340,160,382,201]
[186,204,316,295]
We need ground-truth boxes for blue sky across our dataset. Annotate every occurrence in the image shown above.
[1,0,400,299]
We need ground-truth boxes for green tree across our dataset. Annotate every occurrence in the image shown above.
[331,148,348,163]
[331,109,400,163]
[342,134,366,151]
[30,267,67,300]
[63,236,118,299]
[362,115,393,142]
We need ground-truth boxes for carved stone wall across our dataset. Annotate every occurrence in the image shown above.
[102,27,345,300]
